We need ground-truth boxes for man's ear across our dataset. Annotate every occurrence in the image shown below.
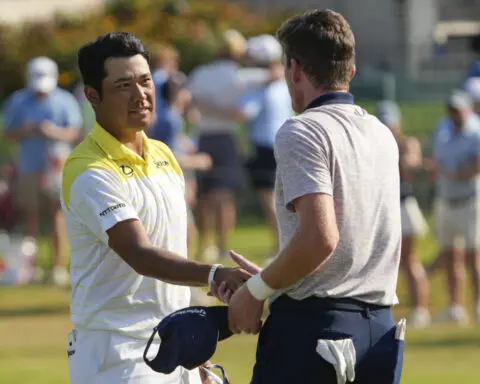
[349,64,357,82]
[291,58,302,85]
[84,86,101,108]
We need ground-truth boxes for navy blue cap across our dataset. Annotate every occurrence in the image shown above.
[143,306,233,374]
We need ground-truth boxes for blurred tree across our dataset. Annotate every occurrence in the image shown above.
[162,0,190,16]
[0,0,280,98]
[105,0,142,23]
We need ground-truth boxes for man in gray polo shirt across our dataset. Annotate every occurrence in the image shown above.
[215,9,404,384]
[431,90,480,325]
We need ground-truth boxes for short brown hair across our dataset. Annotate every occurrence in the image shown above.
[276,9,355,89]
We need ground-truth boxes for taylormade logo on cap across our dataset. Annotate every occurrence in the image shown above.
[170,308,207,318]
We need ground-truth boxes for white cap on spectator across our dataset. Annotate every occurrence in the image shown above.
[246,34,283,64]
[447,90,472,109]
[26,56,58,94]
[464,77,480,102]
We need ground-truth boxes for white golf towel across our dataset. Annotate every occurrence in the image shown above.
[316,338,356,384]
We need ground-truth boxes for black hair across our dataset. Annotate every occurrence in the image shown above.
[78,32,150,95]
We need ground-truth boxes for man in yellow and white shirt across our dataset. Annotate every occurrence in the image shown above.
[63,32,249,384]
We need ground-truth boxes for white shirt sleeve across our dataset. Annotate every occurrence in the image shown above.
[66,168,139,244]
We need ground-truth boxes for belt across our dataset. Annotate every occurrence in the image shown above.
[271,295,390,314]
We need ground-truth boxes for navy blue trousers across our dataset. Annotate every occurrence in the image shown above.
[250,296,404,384]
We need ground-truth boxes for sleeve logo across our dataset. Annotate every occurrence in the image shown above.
[99,203,126,217]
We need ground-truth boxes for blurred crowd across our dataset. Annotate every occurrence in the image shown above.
[2,27,480,328]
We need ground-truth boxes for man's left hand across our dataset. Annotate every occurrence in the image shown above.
[209,280,233,304]
[228,283,264,335]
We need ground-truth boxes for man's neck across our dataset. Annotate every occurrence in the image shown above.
[34,91,49,101]
[100,120,144,157]
[302,87,350,111]
[124,133,144,158]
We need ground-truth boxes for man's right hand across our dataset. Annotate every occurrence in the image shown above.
[213,266,251,294]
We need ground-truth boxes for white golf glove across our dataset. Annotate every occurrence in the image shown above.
[316,338,356,384]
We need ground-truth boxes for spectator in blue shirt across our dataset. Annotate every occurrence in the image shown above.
[233,34,294,253]
[149,70,214,307]
[150,44,180,130]
[150,72,187,149]
[149,71,212,248]
[3,56,83,287]
[429,90,480,325]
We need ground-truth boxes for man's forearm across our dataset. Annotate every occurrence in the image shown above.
[48,126,81,142]
[4,126,32,140]
[133,245,212,286]
[193,98,242,120]
[260,229,334,291]
[454,167,480,180]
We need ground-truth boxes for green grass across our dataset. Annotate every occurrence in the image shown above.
[1,223,480,383]
[359,100,444,139]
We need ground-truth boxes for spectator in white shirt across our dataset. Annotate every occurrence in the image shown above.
[187,29,282,261]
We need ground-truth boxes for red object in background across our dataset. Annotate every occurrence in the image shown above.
[0,162,18,232]
[0,190,16,231]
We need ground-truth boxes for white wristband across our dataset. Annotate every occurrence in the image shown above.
[208,264,222,285]
[247,274,276,301]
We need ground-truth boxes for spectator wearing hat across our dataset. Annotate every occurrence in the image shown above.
[2,56,83,286]
[429,90,480,324]
[229,34,293,254]
[376,100,430,328]
[187,29,283,262]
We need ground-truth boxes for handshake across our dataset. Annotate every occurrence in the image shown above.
[208,251,261,303]
[208,251,268,335]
